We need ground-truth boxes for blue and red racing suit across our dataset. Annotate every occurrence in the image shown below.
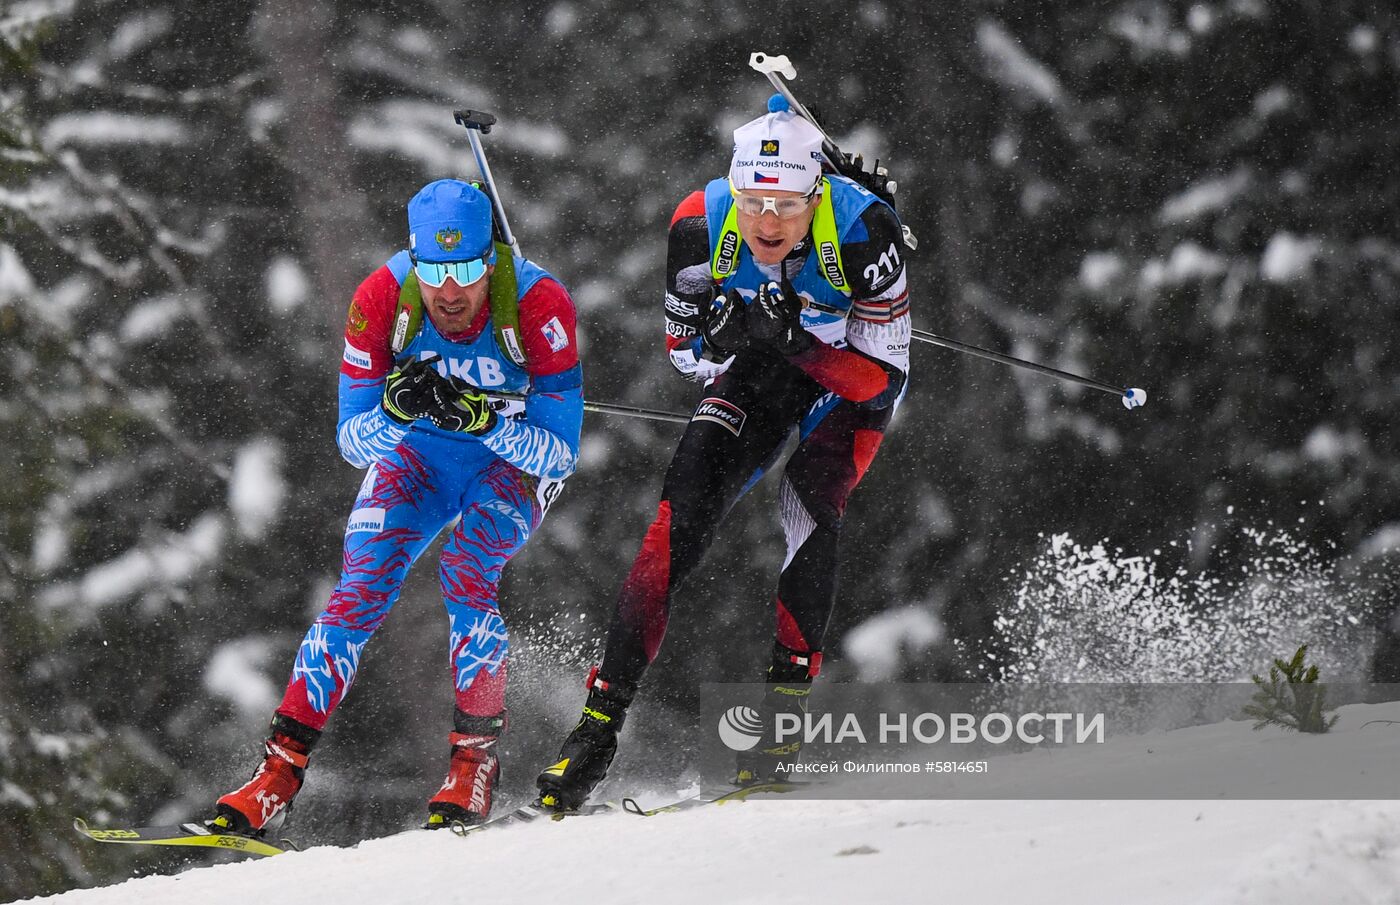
[598,175,911,685]
[275,251,583,729]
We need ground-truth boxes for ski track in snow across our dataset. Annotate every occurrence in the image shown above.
[30,703,1400,905]
[29,800,1400,905]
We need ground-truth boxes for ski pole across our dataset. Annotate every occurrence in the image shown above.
[452,109,521,258]
[745,57,1143,411]
[421,354,690,424]
[910,327,1147,409]
[487,389,690,425]
[796,297,1146,409]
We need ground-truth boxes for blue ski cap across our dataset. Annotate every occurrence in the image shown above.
[729,93,824,194]
[407,179,497,264]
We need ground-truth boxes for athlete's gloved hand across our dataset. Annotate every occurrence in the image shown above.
[382,354,445,425]
[746,281,812,356]
[428,376,498,436]
[699,293,750,361]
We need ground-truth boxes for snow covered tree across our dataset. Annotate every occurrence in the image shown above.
[0,2,343,894]
[1,7,168,898]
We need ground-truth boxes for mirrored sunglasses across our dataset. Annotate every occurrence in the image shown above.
[412,255,489,288]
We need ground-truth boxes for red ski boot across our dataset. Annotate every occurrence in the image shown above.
[213,716,319,834]
[425,712,504,828]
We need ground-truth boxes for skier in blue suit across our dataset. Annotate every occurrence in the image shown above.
[214,179,583,832]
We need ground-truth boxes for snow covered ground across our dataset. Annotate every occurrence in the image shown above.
[26,702,1400,905]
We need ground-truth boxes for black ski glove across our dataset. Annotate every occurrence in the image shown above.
[746,281,812,356]
[699,293,750,361]
[428,376,498,436]
[382,354,445,425]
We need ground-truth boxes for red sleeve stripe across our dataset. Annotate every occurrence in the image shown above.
[670,191,707,227]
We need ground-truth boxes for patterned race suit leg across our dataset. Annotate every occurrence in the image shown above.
[440,458,544,717]
[275,434,520,731]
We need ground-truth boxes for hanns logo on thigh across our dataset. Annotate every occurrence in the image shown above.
[693,397,746,437]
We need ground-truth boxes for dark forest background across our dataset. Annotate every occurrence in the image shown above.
[3,0,1399,898]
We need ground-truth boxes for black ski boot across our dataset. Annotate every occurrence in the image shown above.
[735,642,820,785]
[536,667,636,811]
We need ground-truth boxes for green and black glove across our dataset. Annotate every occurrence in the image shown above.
[746,281,812,356]
[428,377,498,436]
[382,354,444,424]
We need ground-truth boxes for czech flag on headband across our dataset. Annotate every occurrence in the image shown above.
[753,171,780,185]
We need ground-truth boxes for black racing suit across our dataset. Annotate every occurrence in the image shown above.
[599,189,912,686]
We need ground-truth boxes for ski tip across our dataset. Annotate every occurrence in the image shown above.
[1122,387,1147,410]
[73,817,89,834]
